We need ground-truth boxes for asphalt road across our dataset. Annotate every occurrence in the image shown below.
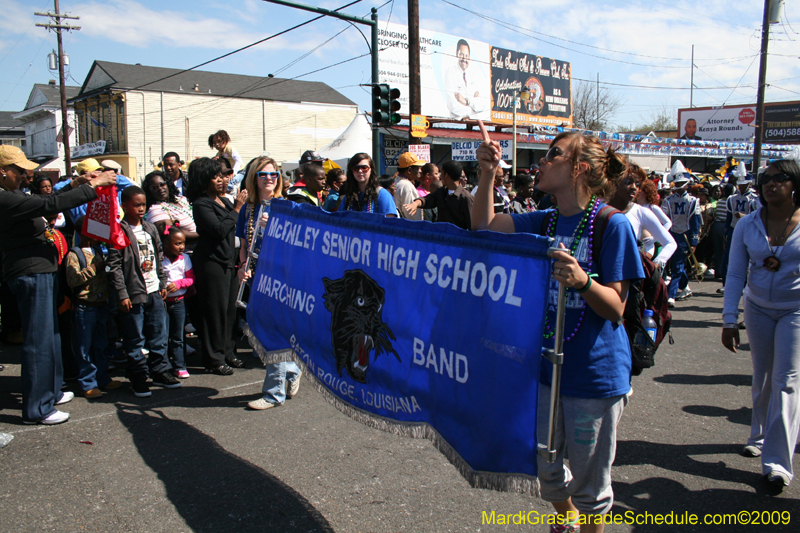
[1,279,798,532]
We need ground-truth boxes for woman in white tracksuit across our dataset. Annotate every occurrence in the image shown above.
[722,158,800,489]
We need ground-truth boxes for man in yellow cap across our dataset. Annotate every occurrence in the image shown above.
[1,145,117,425]
[395,152,425,221]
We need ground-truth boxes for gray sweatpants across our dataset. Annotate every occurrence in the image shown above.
[536,385,627,515]
[744,297,800,481]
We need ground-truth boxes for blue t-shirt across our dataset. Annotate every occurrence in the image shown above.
[337,188,398,216]
[512,205,644,399]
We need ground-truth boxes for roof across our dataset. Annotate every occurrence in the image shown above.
[74,61,356,107]
[0,112,25,134]
[29,84,81,108]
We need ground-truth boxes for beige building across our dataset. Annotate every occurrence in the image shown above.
[70,61,358,181]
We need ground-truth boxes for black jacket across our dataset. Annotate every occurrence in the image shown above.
[107,220,167,304]
[418,185,474,231]
[0,183,97,281]
[192,196,238,267]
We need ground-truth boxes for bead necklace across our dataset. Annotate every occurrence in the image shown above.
[246,204,265,256]
[543,196,600,341]
[763,204,798,272]
[347,193,374,213]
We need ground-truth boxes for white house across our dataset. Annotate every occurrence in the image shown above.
[12,82,80,176]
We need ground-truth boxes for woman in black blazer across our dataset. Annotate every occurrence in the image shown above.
[186,157,247,375]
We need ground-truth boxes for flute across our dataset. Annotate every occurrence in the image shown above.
[235,199,271,309]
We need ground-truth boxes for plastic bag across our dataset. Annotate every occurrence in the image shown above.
[82,185,130,249]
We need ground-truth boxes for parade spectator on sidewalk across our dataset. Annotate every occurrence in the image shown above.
[142,170,198,241]
[108,187,180,397]
[287,164,325,206]
[394,152,424,220]
[509,173,537,214]
[210,130,243,174]
[186,157,248,375]
[323,168,346,211]
[722,159,800,490]
[338,153,398,217]
[473,129,643,532]
[1,145,116,425]
[162,152,188,196]
[404,160,473,230]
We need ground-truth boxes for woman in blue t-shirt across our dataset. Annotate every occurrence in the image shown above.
[473,129,643,532]
[337,153,398,216]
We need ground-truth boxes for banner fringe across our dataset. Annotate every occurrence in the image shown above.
[244,325,540,497]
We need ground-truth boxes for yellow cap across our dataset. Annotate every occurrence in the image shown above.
[75,158,103,174]
[0,145,38,170]
[397,152,425,169]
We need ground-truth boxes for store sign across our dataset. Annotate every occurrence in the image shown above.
[763,102,800,144]
[451,139,512,162]
[409,143,430,162]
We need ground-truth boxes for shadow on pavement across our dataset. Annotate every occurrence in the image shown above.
[116,406,333,533]
[654,374,751,387]
[683,405,751,426]
[613,477,798,532]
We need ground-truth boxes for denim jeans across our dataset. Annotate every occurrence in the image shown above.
[166,299,187,371]
[668,231,690,299]
[262,362,301,405]
[7,272,63,422]
[119,292,170,377]
[72,303,111,392]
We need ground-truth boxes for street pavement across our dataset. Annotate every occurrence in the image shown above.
[1,279,798,532]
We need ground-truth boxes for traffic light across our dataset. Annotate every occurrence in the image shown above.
[389,87,401,125]
[373,83,391,125]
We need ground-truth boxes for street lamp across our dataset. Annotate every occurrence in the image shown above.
[512,88,531,176]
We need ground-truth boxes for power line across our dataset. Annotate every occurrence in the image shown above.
[440,0,755,68]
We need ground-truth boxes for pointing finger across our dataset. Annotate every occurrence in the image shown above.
[477,119,491,144]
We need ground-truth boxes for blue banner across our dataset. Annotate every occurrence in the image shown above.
[246,200,551,492]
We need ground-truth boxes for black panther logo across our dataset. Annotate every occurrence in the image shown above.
[322,270,399,383]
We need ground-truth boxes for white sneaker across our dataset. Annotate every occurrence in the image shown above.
[287,372,303,399]
[24,410,70,425]
[248,398,279,410]
[676,288,693,301]
[667,298,675,308]
[55,391,74,405]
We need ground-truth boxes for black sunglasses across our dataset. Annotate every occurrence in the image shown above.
[759,172,792,185]
[544,146,564,162]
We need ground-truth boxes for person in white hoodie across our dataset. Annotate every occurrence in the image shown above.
[721,158,800,490]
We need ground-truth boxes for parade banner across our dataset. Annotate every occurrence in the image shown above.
[246,200,552,493]
[490,47,572,128]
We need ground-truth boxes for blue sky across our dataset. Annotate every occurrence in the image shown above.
[1,0,798,130]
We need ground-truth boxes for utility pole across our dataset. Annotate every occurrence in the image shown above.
[753,0,778,171]
[596,73,599,130]
[35,1,80,178]
[408,0,421,117]
[690,45,694,108]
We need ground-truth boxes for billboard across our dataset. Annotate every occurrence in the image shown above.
[378,21,492,121]
[678,101,800,144]
[490,47,572,127]
[377,22,572,127]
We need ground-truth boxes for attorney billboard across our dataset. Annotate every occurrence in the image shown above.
[678,102,800,144]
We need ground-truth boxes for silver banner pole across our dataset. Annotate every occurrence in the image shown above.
[538,246,568,464]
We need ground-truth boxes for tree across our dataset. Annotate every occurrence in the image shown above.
[633,106,678,133]
[571,80,624,132]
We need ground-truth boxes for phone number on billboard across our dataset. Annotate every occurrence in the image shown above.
[380,70,408,79]
[766,128,799,138]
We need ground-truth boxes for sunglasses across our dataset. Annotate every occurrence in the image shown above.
[544,146,564,162]
[354,164,371,172]
[257,171,280,180]
[759,172,792,185]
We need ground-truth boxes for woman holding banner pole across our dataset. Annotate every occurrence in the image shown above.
[235,157,302,411]
[473,127,643,533]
